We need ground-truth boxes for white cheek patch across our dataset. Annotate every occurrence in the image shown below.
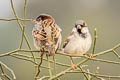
[72,28,77,33]
[34,24,42,30]
[81,27,89,34]
[35,24,40,27]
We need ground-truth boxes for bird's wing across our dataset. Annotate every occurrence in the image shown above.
[53,25,62,50]
[45,24,62,56]
[51,24,62,44]
[63,31,74,48]
[32,26,48,46]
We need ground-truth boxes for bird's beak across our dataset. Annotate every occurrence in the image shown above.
[33,20,38,24]
[77,26,82,30]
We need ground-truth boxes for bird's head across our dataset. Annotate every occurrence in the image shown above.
[75,20,89,34]
[33,13,55,25]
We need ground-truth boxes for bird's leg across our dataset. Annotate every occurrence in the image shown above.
[52,44,56,76]
[83,53,94,58]
[53,56,56,76]
[47,45,55,56]
[46,56,52,77]
[52,44,55,56]
[70,57,77,70]
[39,47,44,57]
[39,51,43,57]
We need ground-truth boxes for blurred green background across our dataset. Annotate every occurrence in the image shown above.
[0,0,120,80]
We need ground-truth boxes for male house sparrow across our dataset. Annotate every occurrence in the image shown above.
[63,20,92,69]
[32,14,62,56]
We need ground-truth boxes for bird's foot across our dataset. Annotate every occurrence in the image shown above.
[83,53,94,58]
[71,64,77,70]
[39,53,43,57]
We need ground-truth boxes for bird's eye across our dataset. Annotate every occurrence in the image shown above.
[80,25,84,27]
[38,18,41,21]
[36,18,41,21]
[75,24,77,28]
[75,24,85,29]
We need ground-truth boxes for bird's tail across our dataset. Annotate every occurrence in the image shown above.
[46,45,56,56]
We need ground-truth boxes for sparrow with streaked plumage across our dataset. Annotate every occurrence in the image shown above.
[32,14,62,56]
[63,20,92,69]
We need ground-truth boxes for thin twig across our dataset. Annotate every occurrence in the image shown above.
[0,43,119,80]
[88,57,120,65]
[47,56,53,78]
[10,55,50,69]
[48,59,89,80]
[92,28,98,54]
[11,54,37,65]
[0,18,32,21]
[19,0,27,49]
[112,50,120,59]
[0,62,16,80]
[35,52,44,80]
[0,49,18,57]
[66,70,120,79]
[78,66,89,80]
[113,43,120,50]
[0,64,11,80]
[12,53,71,67]
[10,0,36,62]
[53,56,56,76]
[48,42,120,80]
[0,48,120,66]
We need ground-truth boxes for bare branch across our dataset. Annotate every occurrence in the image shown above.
[0,61,16,80]
[0,18,32,21]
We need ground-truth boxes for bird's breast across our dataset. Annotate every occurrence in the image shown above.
[64,34,92,54]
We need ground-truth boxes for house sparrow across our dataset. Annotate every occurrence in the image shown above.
[63,20,92,69]
[32,14,62,56]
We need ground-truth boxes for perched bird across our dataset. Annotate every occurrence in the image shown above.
[32,14,62,56]
[63,20,92,69]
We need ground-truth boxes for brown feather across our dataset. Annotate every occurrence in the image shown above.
[33,14,61,56]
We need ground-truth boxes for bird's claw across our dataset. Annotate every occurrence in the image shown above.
[72,64,77,70]
[84,53,94,58]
